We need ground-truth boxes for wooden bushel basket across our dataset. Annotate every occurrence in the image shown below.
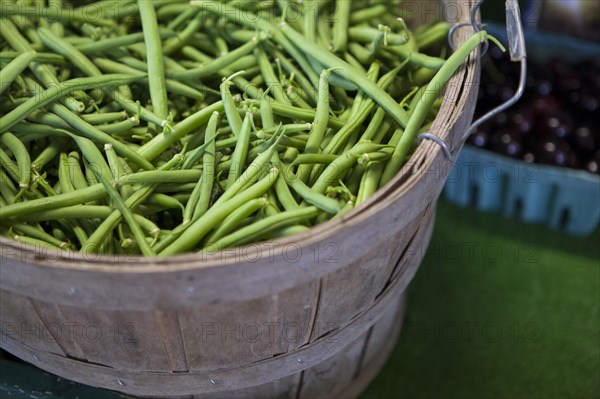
[0,1,481,397]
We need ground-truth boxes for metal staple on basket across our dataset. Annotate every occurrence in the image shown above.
[417,133,453,161]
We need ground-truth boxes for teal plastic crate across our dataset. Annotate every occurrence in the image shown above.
[444,146,600,235]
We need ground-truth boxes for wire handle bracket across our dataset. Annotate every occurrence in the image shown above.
[448,0,528,141]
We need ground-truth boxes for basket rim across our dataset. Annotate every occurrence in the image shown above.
[0,0,481,274]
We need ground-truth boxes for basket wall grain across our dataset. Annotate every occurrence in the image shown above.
[0,1,481,397]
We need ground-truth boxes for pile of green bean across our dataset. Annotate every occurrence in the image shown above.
[0,0,491,256]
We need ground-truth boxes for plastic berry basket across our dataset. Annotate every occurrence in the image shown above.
[443,23,600,236]
[444,145,600,235]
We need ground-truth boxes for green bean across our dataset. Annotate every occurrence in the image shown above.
[76,31,169,53]
[191,1,320,85]
[164,7,196,30]
[260,94,276,130]
[31,138,67,171]
[0,183,106,220]
[58,153,76,194]
[2,221,67,249]
[255,46,290,104]
[58,152,93,243]
[205,206,320,251]
[271,103,346,129]
[138,101,224,162]
[274,171,300,211]
[380,31,487,185]
[92,57,204,100]
[0,97,29,114]
[54,102,154,170]
[292,154,338,165]
[180,141,214,173]
[384,46,446,70]
[13,121,115,185]
[286,85,313,109]
[0,19,85,113]
[153,183,198,194]
[264,224,311,239]
[80,112,128,125]
[168,37,262,81]
[361,107,387,141]
[270,152,300,210]
[356,161,384,206]
[281,164,340,214]
[283,23,412,126]
[66,152,89,191]
[0,147,23,187]
[104,143,133,197]
[0,74,144,134]
[9,234,64,251]
[119,170,202,186]
[257,123,312,137]
[215,125,284,207]
[0,169,17,204]
[95,116,140,135]
[136,215,160,238]
[204,197,267,244]
[83,154,183,253]
[226,111,253,189]
[322,64,402,157]
[184,111,218,221]
[350,4,387,24]
[137,0,169,120]
[348,26,408,46]
[161,10,201,55]
[332,0,352,53]
[1,4,115,27]
[220,73,244,137]
[415,22,450,50]
[12,205,138,224]
[335,199,355,217]
[0,50,36,95]
[94,171,155,256]
[34,32,164,127]
[160,167,280,255]
[343,49,368,71]
[148,193,184,213]
[316,5,332,50]
[180,45,211,64]
[312,141,387,195]
[303,0,318,43]
[0,132,31,189]
[297,67,333,183]
[270,47,318,104]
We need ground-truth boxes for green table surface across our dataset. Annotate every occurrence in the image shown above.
[1,199,599,399]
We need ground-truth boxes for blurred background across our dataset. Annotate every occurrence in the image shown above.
[1,1,598,398]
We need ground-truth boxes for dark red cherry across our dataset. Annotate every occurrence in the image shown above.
[468,129,490,148]
[522,152,536,164]
[510,109,534,135]
[584,151,600,174]
[536,136,570,165]
[537,112,574,140]
[556,72,582,94]
[572,125,596,155]
[491,129,523,158]
[531,95,560,116]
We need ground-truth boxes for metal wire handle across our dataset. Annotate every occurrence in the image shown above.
[415,0,527,161]
[448,0,528,141]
